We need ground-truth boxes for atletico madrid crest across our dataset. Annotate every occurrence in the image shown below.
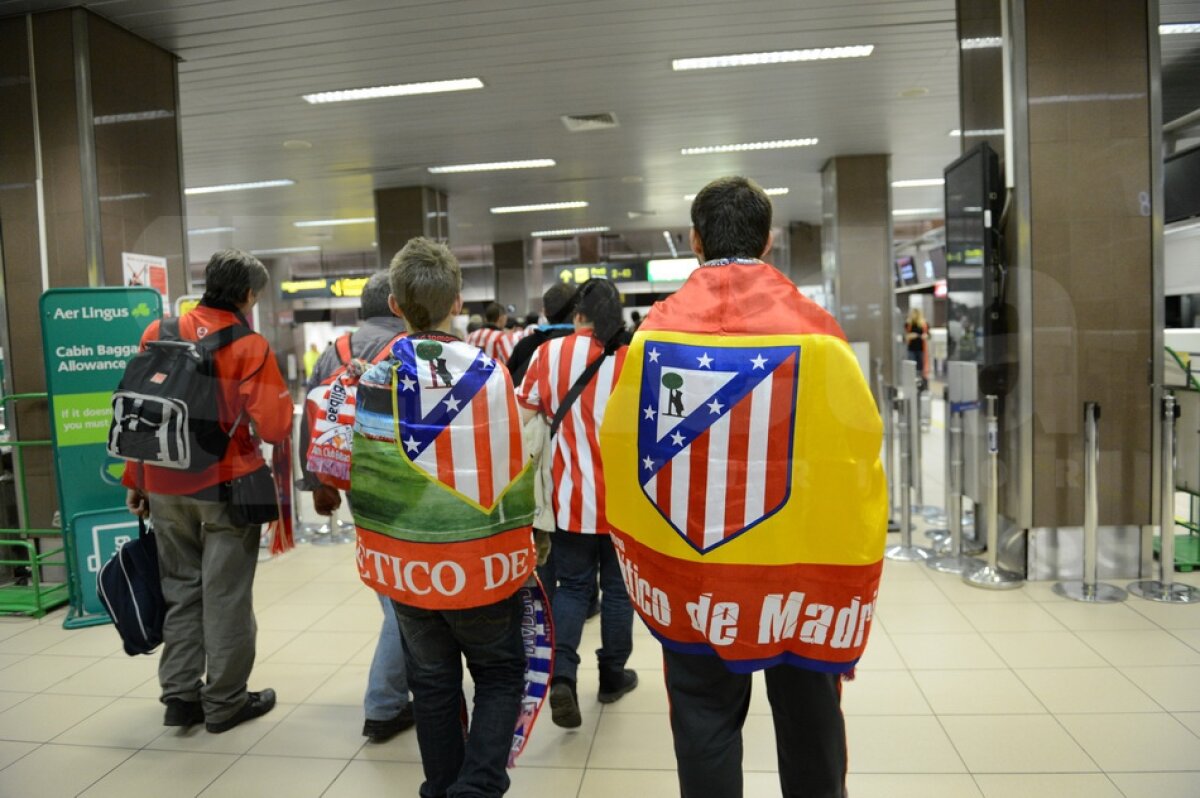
[637,341,800,554]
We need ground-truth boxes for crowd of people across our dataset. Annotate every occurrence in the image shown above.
[121,176,886,798]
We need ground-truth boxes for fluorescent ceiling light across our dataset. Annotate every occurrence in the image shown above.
[491,201,588,214]
[187,226,236,235]
[682,139,817,155]
[293,216,375,228]
[948,128,1004,137]
[672,45,873,71]
[99,192,149,202]
[249,246,321,255]
[663,230,679,258]
[1160,23,1200,34]
[960,37,1002,49]
[530,226,609,237]
[429,159,555,173]
[94,109,174,125]
[892,178,945,188]
[303,77,484,104]
[185,179,294,195]
[684,186,789,201]
[893,208,943,217]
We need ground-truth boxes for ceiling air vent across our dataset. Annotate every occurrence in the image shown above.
[561,112,619,132]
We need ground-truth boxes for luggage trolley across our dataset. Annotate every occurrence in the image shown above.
[1165,349,1200,572]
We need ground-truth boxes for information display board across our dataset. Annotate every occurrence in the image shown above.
[39,287,162,627]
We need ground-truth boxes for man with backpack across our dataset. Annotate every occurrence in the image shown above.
[299,272,414,744]
[516,278,638,729]
[121,249,292,733]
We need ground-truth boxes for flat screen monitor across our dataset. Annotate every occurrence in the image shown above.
[923,246,947,282]
[1166,144,1200,224]
[894,255,917,287]
[944,142,1002,367]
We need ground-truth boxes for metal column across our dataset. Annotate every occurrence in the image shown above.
[964,396,1023,589]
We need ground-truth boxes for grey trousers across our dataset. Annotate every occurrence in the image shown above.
[150,492,260,724]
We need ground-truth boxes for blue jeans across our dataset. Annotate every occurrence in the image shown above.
[550,532,633,684]
[393,593,526,798]
[365,592,409,721]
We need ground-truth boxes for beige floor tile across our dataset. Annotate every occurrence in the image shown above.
[890,633,1006,670]
[934,577,1036,604]
[875,603,974,634]
[855,630,907,670]
[0,693,113,742]
[0,739,37,769]
[1120,665,1200,711]
[308,603,389,634]
[578,768,680,796]
[912,669,1045,715]
[264,630,377,666]
[249,703,367,760]
[1057,712,1200,771]
[252,628,302,660]
[41,626,124,657]
[0,744,133,797]
[0,622,81,655]
[940,715,1096,772]
[0,692,32,713]
[583,710,676,770]
[602,667,670,714]
[505,766,584,794]
[984,631,1108,669]
[148,704,290,755]
[54,696,166,749]
[353,721,422,763]
[1175,711,1200,738]
[198,753,346,797]
[878,579,948,605]
[973,773,1123,798]
[43,655,160,697]
[279,580,363,606]
[1040,601,1158,631]
[0,653,26,670]
[80,749,237,798]
[321,760,425,797]
[844,715,965,773]
[841,669,932,715]
[845,773,983,797]
[124,674,163,699]
[0,654,100,692]
[1109,771,1200,798]
[1016,667,1160,714]
[957,602,1066,633]
[1173,627,1200,652]
[246,661,342,706]
[0,618,40,642]
[882,561,935,582]
[306,664,371,706]
[255,602,335,632]
[1076,630,1200,667]
[1127,597,1200,629]
[742,714,789,771]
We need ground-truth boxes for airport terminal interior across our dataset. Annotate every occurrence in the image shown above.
[0,0,1199,796]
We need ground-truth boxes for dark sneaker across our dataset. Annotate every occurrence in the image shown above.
[598,669,638,704]
[163,699,204,727]
[363,704,415,743]
[549,681,582,729]
[206,689,277,734]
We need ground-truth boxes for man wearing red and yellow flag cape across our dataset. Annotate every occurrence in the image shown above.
[599,177,887,798]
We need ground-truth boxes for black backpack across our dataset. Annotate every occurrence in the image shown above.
[108,317,251,472]
[96,518,165,656]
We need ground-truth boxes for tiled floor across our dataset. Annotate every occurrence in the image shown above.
[1,407,1199,796]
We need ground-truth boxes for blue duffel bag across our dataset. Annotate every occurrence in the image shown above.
[97,517,166,656]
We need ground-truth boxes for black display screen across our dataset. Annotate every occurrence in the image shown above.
[1166,144,1200,225]
[944,143,1001,365]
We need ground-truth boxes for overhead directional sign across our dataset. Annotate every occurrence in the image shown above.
[557,263,645,285]
[280,276,372,299]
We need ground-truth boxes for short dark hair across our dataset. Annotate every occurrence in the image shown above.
[389,237,462,331]
[201,249,269,307]
[542,282,578,324]
[690,176,773,261]
[484,302,504,323]
[359,272,393,319]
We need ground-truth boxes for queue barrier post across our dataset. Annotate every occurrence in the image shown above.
[886,393,932,562]
[963,395,1023,590]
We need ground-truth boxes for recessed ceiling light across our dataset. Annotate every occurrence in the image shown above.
[249,246,321,255]
[948,128,1004,137]
[428,159,556,174]
[662,230,679,258]
[187,226,236,234]
[1160,23,1200,34]
[672,45,873,71]
[293,217,375,228]
[530,226,609,237]
[283,139,312,150]
[491,201,588,214]
[681,139,817,155]
[893,208,943,217]
[99,193,149,202]
[93,109,174,125]
[960,37,1003,49]
[684,186,789,201]
[185,179,294,195]
[302,77,484,104]
[892,179,945,188]
[899,87,929,98]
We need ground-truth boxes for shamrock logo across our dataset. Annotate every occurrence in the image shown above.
[131,303,151,319]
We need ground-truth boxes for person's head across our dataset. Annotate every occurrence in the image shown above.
[689,176,774,262]
[467,313,482,333]
[201,249,269,312]
[308,343,318,352]
[908,307,925,326]
[359,272,395,320]
[630,310,641,322]
[523,312,539,327]
[574,278,625,343]
[484,302,507,328]
[388,237,463,332]
[542,282,578,325]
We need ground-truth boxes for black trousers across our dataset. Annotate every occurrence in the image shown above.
[663,648,847,798]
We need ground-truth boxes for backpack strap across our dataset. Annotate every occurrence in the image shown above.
[157,317,181,342]
[550,333,622,439]
[370,333,407,365]
[334,333,354,366]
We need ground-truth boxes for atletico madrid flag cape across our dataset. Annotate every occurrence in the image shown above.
[349,334,537,610]
[599,261,887,674]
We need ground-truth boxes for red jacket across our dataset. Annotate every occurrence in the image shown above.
[123,303,293,496]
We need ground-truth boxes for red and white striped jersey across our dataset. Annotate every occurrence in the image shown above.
[517,331,626,534]
[466,326,515,365]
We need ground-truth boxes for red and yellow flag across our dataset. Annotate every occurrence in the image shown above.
[599,262,886,673]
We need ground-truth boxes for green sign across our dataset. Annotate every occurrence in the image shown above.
[40,287,161,628]
[72,509,141,618]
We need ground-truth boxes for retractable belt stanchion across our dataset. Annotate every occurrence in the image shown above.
[879,373,900,533]
[964,395,1023,589]
[887,392,932,562]
[1053,402,1126,602]
[924,386,952,548]
[1130,393,1200,603]
[928,397,982,573]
